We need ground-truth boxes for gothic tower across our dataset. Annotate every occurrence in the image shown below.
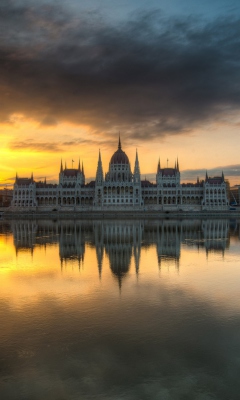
[95,150,104,206]
[133,149,142,206]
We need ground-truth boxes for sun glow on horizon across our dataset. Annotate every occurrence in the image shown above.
[0,114,240,187]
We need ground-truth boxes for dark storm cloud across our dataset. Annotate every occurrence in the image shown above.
[1,1,240,140]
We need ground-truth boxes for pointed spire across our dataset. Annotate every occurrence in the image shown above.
[136,148,139,162]
[134,148,140,180]
[118,133,121,150]
[60,159,63,173]
[177,158,179,171]
[205,171,208,181]
[222,170,225,183]
[82,161,84,176]
[78,159,80,171]
[44,177,46,185]
[96,149,104,184]
[65,161,67,170]
[31,172,33,182]
[157,158,161,173]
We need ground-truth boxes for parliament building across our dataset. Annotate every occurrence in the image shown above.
[11,138,229,211]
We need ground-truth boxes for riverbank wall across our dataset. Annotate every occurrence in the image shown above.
[1,209,240,220]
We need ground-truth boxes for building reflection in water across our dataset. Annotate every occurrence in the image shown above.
[59,221,85,268]
[93,220,142,287]
[12,220,38,255]
[8,218,233,282]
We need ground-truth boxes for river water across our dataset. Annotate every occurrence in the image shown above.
[0,218,240,400]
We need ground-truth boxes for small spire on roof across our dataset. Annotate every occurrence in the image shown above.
[118,132,121,150]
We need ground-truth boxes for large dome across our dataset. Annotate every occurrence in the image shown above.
[110,138,129,165]
[110,148,129,164]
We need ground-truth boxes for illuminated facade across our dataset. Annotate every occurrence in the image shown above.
[11,138,229,211]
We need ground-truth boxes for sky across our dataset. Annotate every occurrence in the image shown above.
[1,0,240,186]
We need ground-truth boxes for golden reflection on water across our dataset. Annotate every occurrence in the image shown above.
[0,218,240,313]
[1,219,240,400]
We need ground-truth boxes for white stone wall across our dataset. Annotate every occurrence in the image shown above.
[203,182,228,209]
[12,183,37,208]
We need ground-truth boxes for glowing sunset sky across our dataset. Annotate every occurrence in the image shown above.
[1,0,240,186]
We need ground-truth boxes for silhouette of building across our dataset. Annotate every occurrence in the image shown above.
[11,138,229,211]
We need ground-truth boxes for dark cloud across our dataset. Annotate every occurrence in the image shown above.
[181,164,240,182]
[143,164,240,183]
[1,1,240,141]
[40,115,58,126]
[9,137,113,152]
[10,140,61,152]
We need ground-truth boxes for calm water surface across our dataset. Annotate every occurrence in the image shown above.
[0,218,240,400]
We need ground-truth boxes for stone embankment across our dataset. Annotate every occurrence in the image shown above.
[1,208,240,220]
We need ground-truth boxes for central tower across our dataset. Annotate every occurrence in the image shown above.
[105,136,132,182]
[94,137,142,207]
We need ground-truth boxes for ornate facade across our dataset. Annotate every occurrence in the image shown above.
[11,138,229,211]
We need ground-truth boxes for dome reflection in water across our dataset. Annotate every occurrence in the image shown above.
[0,218,239,400]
